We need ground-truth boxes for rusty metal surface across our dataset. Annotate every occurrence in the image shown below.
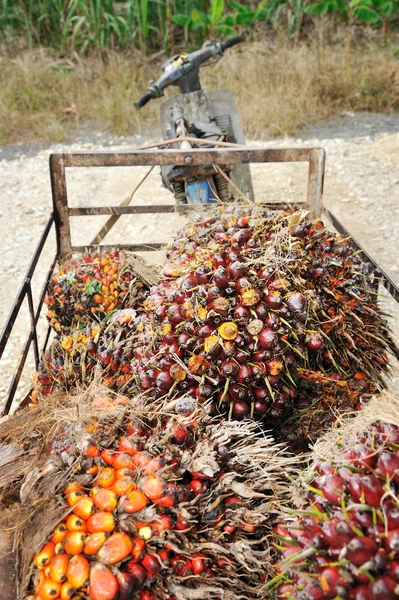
[50,154,72,258]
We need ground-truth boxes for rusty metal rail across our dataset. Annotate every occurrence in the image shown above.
[1,145,398,416]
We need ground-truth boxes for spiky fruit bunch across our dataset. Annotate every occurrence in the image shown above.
[270,395,399,600]
[33,313,138,398]
[29,397,288,600]
[134,205,392,436]
[45,250,145,334]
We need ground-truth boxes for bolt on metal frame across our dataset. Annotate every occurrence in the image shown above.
[1,146,398,416]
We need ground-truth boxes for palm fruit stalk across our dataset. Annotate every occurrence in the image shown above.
[33,313,139,399]
[133,204,393,442]
[27,390,294,600]
[269,393,399,600]
[45,249,156,335]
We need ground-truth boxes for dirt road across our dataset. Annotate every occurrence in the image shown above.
[1,112,398,409]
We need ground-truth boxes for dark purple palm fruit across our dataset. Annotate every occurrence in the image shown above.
[269,397,399,600]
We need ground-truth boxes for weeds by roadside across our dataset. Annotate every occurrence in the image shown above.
[0,39,397,145]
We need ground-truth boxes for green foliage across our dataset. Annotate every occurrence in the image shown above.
[305,0,399,24]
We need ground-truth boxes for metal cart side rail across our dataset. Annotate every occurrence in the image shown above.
[1,146,398,416]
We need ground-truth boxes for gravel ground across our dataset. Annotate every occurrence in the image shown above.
[1,112,398,411]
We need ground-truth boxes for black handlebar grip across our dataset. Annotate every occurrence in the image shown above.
[221,34,244,51]
[134,91,154,110]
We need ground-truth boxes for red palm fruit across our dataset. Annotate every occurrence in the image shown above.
[189,479,207,495]
[101,449,116,465]
[140,592,155,600]
[38,577,62,599]
[346,537,378,566]
[97,467,116,489]
[128,538,146,563]
[64,531,86,555]
[122,490,147,513]
[139,475,166,501]
[97,532,133,565]
[66,515,87,532]
[387,561,399,582]
[87,512,115,534]
[176,517,190,530]
[124,564,148,590]
[322,520,354,547]
[112,476,135,497]
[89,562,119,600]
[118,436,143,456]
[116,570,148,600]
[35,542,56,568]
[142,554,161,577]
[60,581,76,599]
[277,584,296,599]
[73,497,95,520]
[233,401,250,419]
[319,566,342,596]
[223,524,236,534]
[113,454,135,471]
[191,553,206,575]
[301,584,324,600]
[316,474,345,504]
[85,443,101,458]
[286,292,306,313]
[83,532,107,556]
[132,452,151,470]
[154,483,177,508]
[369,576,398,600]
[220,360,239,378]
[349,474,384,507]
[385,530,399,557]
[51,524,67,544]
[352,585,371,600]
[49,554,69,583]
[305,333,324,352]
[144,456,165,476]
[236,365,253,385]
[169,423,188,445]
[93,490,118,512]
[150,515,173,535]
[376,452,399,483]
[346,443,377,469]
[258,328,278,348]
[66,555,89,589]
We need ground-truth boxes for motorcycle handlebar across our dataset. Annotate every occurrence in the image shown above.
[134,90,155,110]
[221,34,244,51]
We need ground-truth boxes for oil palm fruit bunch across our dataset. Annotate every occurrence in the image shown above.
[33,313,139,398]
[269,393,399,600]
[45,250,154,335]
[28,397,293,600]
[134,204,393,439]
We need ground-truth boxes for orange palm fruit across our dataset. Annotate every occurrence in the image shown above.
[73,496,95,520]
[60,581,76,599]
[128,537,146,564]
[51,523,67,544]
[144,456,165,476]
[89,562,118,600]
[131,452,151,470]
[66,515,87,532]
[139,475,166,501]
[55,543,65,555]
[66,490,86,508]
[93,489,117,512]
[113,453,135,471]
[83,532,107,556]
[33,568,46,588]
[89,486,103,498]
[122,490,147,513]
[97,467,116,489]
[84,443,101,458]
[34,542,55,568]
[150,515,173,536]
[63,531,86,555]
[38,577,61,599]
[49,554,69,583]
[86,465,99,476]
[115,468,135,479]
[97,532,133,564]
[87,512,115,534]
[112,476,135,497]
[101,449,116,466]
[66,555,89,589]
[64,482,84,496]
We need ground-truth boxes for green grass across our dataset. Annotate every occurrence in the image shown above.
[0,39,398,145]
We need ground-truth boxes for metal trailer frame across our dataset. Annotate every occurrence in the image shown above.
[1,145,398,416]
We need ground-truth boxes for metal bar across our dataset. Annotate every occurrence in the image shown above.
[307,148,325,219]
[42,324,53,354]
[72,244,164,252]
[2,331,33,416]
[50,154,72,258]
[34,255,58,326]
[325,209,399,303]
[135,136,249,150]
[69,202,309,217]
[60,148,315,168]
[26,281,39,369]
[0,215,54,359]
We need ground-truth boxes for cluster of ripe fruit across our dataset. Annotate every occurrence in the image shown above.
[45,250,136,334]
[272,417,399,599]
[29,406,273,600]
